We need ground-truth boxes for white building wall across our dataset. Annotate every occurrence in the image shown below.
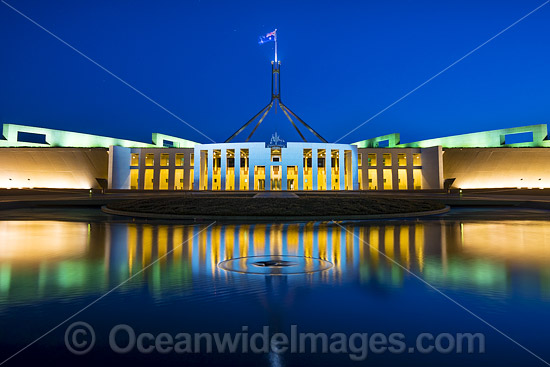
[108,145,131,189]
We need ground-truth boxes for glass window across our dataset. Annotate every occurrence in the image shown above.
[226,149,235,168]
[358,153,362,166]
[160,153,169,166]
[383,153,392,167]
[398,169,407,189]
[303,149,312,168]
[145,153,155,166]
[130,169,139,189]
[413,169,422,189]
[413,153,421,166]
[130,153,139,167]
[368,153,377,166]
[159,169,169,189]
[190,153,194,166]
[398,153,406,166]
[175,153,184,166]
[174,169,184,190]
[271,148,281,162]
[368,169,377,190]
[383,169,392,189]
[287,166,298,190]
[144,169,154,189]
[317,149,326,168]
[254,166,265,191]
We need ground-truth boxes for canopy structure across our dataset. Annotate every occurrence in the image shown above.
[225,61,328,143]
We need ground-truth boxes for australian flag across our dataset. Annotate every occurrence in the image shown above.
[258,30,276,45]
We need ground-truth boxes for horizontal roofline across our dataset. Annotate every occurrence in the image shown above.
[353,124,550,148]
[0,123,197,148]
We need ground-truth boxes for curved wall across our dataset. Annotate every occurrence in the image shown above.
[0,147,108,189]
[444,148,550,189]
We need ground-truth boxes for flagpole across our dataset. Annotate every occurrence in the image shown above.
[274,29,278,63]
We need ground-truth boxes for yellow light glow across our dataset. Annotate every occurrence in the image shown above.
[462,221,550,265]
[0,178,94,190]
[0,221,87,262]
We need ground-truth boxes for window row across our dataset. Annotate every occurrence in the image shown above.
[130,153,193,167]
[130,168,194,190]
[357,168,422,190]
[359,153,421,167]
[206,165,348,191]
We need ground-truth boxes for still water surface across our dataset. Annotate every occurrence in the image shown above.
[0,208,549,366]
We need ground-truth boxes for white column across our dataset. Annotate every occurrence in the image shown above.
[220,148,226,190]
[312,148,318,190]
[339,149,345,190]
[326,149,332,190]
[234,146,241,191]
[207,149,213,190]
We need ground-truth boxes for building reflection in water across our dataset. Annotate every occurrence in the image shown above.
[1,220,550,305]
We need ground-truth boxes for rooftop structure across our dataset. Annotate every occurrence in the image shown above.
[0,123,196,148]
[1,122,549,191]
[354,124,550,148]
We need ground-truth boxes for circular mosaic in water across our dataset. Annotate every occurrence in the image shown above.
[218,255,333,275]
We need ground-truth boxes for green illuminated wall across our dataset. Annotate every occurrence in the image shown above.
[354,124,550,148]
[352,133,400,148]
[0,124,197,148]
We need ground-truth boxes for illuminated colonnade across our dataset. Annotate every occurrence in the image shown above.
[356,147,441,190]
[109,147,195,190]
[108,143,440,191]
[192,142,359,191]
[3,122,550,190]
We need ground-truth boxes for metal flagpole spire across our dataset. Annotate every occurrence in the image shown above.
[274,29,278,63]
[225,28,327,143]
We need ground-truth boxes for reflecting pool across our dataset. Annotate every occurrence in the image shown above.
[0,210,549,366]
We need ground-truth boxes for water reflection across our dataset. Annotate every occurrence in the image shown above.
[1,219,550,306]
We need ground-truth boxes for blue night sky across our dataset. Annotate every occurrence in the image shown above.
[1,0,549,144]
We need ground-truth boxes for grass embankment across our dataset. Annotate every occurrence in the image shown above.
[106,196,445,217]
